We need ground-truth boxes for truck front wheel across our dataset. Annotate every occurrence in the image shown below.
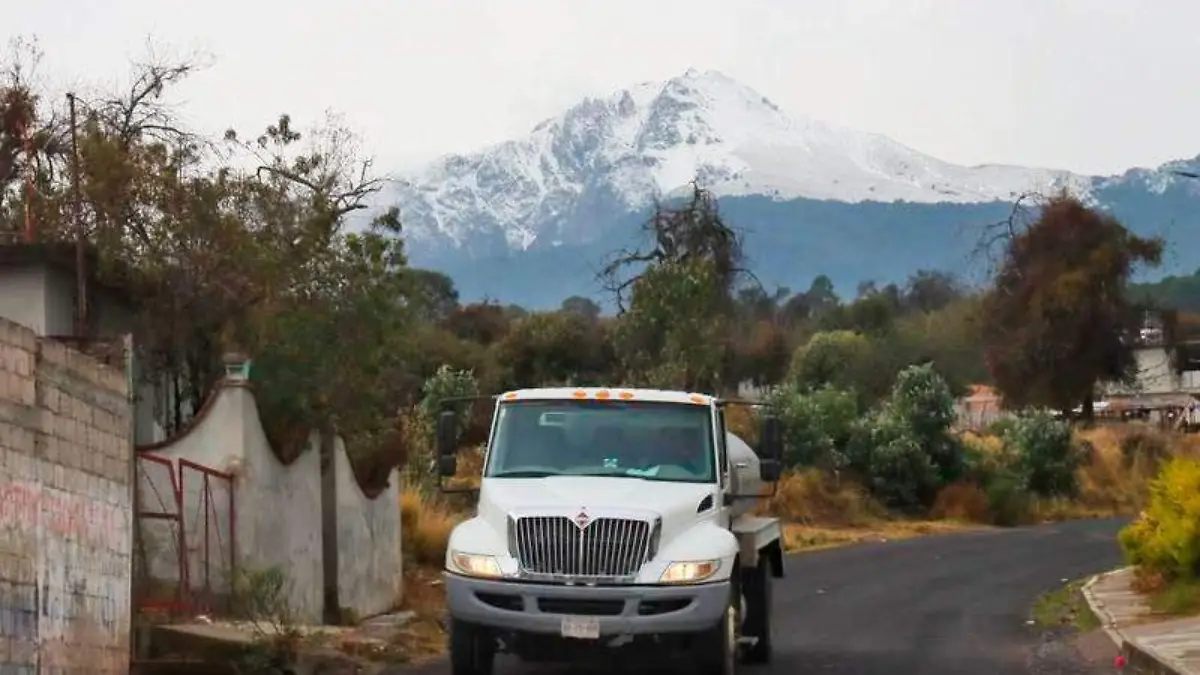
[449,618,495,675]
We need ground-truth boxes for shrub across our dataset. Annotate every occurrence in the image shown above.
[887,364,964,484]
[845,411,939,510]
[1003,411,1082,497]
[404,366,481,488]
[788,330,893,406]
[930,482,991,523]
[400,487,465,566]
[1119,456,1200,581]
[762,468,884,526]
[766,384,858,468]
[982,466,1032,526]
[841,364,963,510]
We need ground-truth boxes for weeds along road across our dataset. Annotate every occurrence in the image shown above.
[399,518,1127,675]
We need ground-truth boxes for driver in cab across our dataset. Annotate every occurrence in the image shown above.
[647,427,705,475]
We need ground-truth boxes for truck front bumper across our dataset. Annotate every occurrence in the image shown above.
[444,572,729,636]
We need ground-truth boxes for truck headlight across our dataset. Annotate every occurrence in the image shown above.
[659,559,721,584]
[449,551,503,578]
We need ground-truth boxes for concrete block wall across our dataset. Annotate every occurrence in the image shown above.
[0,317,133,675]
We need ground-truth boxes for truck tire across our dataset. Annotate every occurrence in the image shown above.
[449,618,495,675]
[697,585,739,675]
[741,562,773,664]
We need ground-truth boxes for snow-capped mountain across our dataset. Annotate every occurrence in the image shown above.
[392,69,1092,253]
[388,69,1200,309]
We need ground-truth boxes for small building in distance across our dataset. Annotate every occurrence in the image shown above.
[1104,310,1200,430]
[955,384,1009,431]
[0,242,137,341]
[0,242,161,440]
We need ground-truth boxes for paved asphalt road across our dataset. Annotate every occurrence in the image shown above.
[400,518,1127,675]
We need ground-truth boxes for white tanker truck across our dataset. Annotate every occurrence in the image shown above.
[434,387,785,675]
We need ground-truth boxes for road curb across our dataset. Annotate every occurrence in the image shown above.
[1081,566,1131,648]
[1081,567,1192,675]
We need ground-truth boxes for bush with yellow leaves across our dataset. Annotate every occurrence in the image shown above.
[1118,456,1200,582]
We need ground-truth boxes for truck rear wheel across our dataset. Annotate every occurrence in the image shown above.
[741,562,773,664]
[697,585,739,675]
[449,618,495,675]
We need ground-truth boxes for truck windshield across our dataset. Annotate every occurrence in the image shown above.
[484,400,717,483]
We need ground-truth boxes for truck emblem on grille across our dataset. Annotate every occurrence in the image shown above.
[573,510,590,529]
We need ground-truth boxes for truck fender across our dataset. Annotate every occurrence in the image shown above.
[638,521,740,583]
[443,516,508,568]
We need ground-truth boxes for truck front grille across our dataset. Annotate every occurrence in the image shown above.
[510,516,655,579]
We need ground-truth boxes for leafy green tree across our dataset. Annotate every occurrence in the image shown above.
[788,330,895,405]
[493,311,613,388]
[892,297,988,395]
[902,270,964,313]
[560,295,601,321]
[615,259,730,390]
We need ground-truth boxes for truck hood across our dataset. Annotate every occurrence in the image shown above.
[476,477,719,551]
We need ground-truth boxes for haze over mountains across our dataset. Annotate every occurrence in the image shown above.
[389,69,1200,309]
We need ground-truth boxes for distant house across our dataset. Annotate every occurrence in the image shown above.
[0,242,137,341]
[0,242,163,443]
[1104,311,1200,428]
[955,384,1008,431]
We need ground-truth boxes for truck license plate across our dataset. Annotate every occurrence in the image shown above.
[560,615,601,640]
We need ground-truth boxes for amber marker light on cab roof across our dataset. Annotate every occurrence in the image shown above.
[594,390,611,400]
[688,394,707,404]
[618,391,635,400]
[572,390,587,399]
[503,392,518,400]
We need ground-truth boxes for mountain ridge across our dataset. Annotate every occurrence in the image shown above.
[385,69,1200,308]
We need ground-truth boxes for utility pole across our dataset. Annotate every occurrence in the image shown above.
[68,92,88,339]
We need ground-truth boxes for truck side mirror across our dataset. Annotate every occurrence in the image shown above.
[759,459,782,483]
[759,415,782,461]
[436,410,460,458]
[438,454,458,478]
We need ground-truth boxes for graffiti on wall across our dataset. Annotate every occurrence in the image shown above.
[0,482,124,549]
[0,477,131,673]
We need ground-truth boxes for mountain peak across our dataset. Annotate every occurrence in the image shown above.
[391,70,1094,253]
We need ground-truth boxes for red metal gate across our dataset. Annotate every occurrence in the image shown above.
[133,453,236,616]
[134,452,185,614]
[178,458,236,615]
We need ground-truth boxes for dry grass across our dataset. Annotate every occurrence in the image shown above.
[782,519,977,552]
[1071,424,1200,516]
[400,488,463,566]
[759,468,981,552]
[399,447,483,566]
[391,478,474,665]
[759,468,885,526]
[386,565,451,665]
[929,482,992,522]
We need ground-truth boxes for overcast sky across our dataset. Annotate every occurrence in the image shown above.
[11,0,1200,176]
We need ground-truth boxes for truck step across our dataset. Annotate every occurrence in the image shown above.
[737,636,760,647]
